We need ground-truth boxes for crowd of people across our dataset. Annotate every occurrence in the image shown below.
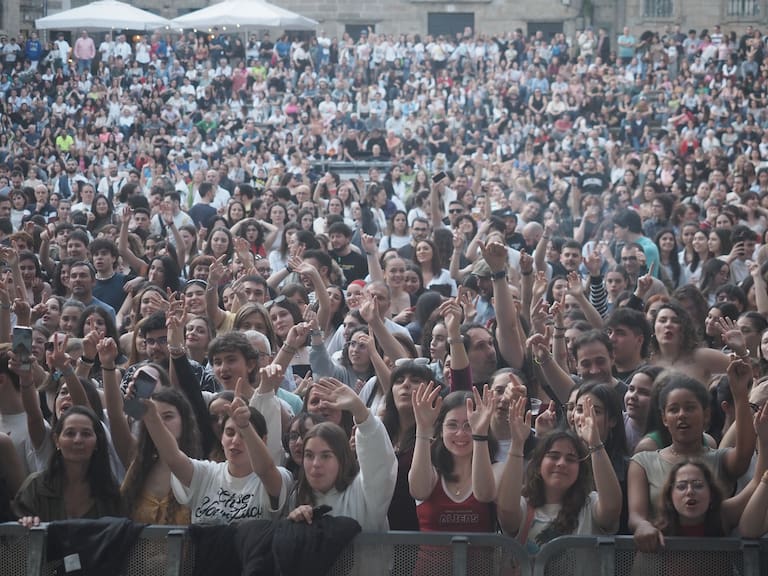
[1,18,768,568]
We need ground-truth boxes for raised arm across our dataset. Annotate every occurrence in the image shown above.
[97,337,135,468]
[750,262,768,317]
[468,386,498,502]
[362,234,384,281]
[526,328,574,404]
[575,395,622,532]
[722,356,757,479]
[496,397,529,535]
[231,378,283,498]
[205,254,228,330]
[483,241,524,369]
[408,381,441,500]
[118,207,149,275]
[142,397,195,487]
[360,295,407,363]
[566,271,604,329]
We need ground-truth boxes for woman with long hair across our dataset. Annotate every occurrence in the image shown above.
[497,396,622,554]
[655,229,683,289]
[14,406,123,526]
[685,228,712,286]
[379,210,411,252]
[414,239,457,296]
[698,259,731,306]
[97,337,202,524]
[409,386,500,533]
[286,377,396,532]
[629,364,755,552]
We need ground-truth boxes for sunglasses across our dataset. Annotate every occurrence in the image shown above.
[449,209,463,214]
[265,295,287,309]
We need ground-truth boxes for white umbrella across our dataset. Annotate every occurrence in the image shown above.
[172,0,318,31]
[36,0,173,31]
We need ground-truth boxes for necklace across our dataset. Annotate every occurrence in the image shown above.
[669,444,704,458]
[449,478,470,497]
[96,272,115,281]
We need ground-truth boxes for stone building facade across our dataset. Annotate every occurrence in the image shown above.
[3,0,768,48]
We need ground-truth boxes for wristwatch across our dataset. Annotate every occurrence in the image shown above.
[491,270,506,281]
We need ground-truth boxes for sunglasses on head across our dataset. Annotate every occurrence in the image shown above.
[265,295,287,309]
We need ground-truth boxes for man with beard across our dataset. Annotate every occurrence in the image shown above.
[68,261,116,318]
[120,311,217,393]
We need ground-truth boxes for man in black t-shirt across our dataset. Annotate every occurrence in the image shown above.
[328,222,367,287]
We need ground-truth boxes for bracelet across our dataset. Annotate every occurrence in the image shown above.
[80,356,95,365]
[521,271,533,277]
[508,452,524,459]
[61,366,75,377]
[447,336,463,345]
[101,366,118,371]
[309,329,324,339]
[282,344,297,355]
[415,434,433,441]
[533,354,551,366]
[736,350,750,359]
[168,345,187,356]
[554,325,566,331]
[491,270,507,281]
[554,335,565,339]
[588,441,605,454]
[286,264,293,273]
[471,434,489,442]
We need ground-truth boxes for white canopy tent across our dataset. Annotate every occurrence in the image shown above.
[35,0,174,31]
[171,0,318,31]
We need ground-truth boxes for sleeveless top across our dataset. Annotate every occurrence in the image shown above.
[416,477,494,532]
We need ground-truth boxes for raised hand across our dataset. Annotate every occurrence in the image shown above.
[467,385,497,436]
[727,354,753,400]
[207,254,227,285]
[458,287,477,324]
[49,333,72,372]
[519,250,533,277]
[0,246,18,266]
[313,377,366,418]
[534,401,557,437]
[412,381,442,433]
[259,363,284,392]
[480,240,507,273]
[507,396,532,446]
[526,327,552,365]
[96,337,118,367]
[566,270,583,297]
[285,322,310,348]
[718,317,748,355]
[82,330,100,360]
[574,395,601,448]
[439,298,463,335]
[361,233,378,255]
[228,378,252,428]
[584,248,602,277]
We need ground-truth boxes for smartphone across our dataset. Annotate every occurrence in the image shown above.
[123,371,158,419]
[432,171,447,184]
[12,327,33,371]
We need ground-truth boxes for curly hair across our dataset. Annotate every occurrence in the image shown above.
[651,301,701,357]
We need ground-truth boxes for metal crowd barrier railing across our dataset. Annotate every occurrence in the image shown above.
[3,523,768,576]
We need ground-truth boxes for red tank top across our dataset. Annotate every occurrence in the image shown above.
[416,477,494,532]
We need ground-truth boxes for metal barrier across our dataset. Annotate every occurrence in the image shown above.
[0,524,529,576]
[6,523,768,576]
[533,535,762,576]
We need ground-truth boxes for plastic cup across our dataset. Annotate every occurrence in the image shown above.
[530,398,542,416]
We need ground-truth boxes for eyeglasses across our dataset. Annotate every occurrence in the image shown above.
[287,431,302,442]
[265,295,287,309]
[621,256,638,262]
[673,480,707,492]
[144,336,168,347]
[443,420,472,434]
[394,357,430,368]
[44,342,55,352]
[449,209,463,214]
[750,402,762,414]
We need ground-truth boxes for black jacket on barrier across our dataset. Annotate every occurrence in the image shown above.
[45,517,147,576]
[189,512,361,576]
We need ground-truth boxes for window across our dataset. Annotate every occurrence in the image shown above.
[643,0,673,17]
[427,12,474,39]
[728,0,760,16]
